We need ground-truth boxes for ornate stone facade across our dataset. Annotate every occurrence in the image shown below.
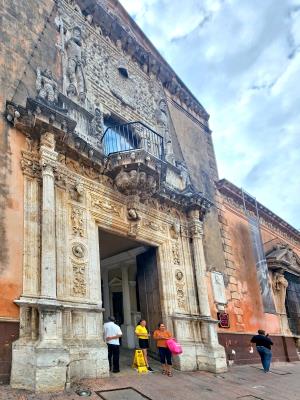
[1,0,229,391]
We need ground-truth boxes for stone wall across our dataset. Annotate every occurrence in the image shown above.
[167,100,226,276]
[0,0,230,389]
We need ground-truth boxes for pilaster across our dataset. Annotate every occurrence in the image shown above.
[188,209,227,373]
[40,134,58,299]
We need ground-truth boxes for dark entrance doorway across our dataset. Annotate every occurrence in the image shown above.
[137,248,162,354]
[99,229,162,355]
[285,272,300,335]
[112,292,124,326]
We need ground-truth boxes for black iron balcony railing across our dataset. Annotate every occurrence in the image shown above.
[101,121,164,160]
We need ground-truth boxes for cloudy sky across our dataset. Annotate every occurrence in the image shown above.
[119,0,300,229]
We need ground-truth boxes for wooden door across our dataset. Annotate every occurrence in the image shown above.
[136,248,162,354]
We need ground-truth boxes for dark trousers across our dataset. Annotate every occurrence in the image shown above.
[256,346,272,372]
[107,344,120,372]
[158,347,172,365]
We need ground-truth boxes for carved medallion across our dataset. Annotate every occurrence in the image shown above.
[175,269,184,281]
[72,243,86,259]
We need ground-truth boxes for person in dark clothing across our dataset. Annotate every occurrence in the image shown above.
[250,329,273,372]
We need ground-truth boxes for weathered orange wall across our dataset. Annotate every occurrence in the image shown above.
[211,199,300,336]
[0,123,25,319]
[0,0,56,321]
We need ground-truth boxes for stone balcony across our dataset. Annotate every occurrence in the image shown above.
[101,121,166,200]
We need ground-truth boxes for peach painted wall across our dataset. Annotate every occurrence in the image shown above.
[211,199,300,336]
[0,123,25,320]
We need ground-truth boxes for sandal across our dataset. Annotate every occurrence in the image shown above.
[162,370,167,375]
[167,371,173,377]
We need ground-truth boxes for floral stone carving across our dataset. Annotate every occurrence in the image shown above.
[73,263,87,296]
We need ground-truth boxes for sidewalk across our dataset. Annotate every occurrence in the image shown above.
[1,361,299,400]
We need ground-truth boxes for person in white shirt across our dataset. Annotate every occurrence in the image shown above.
[103,316,122,373]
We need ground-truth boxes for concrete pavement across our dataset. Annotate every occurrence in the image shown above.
[1,361,299,400]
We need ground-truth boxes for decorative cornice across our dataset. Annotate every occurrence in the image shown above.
[158,183,213,219]
[217,179,300,244]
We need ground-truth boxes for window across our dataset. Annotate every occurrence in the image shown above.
[102,117,138,155]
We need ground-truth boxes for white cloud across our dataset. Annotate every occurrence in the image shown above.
[120,0,300,228]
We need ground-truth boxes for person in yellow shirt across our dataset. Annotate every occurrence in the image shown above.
[135,319,153,371]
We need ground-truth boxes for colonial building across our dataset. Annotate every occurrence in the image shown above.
[215,180,300,364]
[0,0,299,393]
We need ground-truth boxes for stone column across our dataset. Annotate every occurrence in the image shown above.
[11,133,70,392]
[188,209,227,373]
[102,268,110,322]
[122,265,131,325]
[40,134,58,299]
[121,264,135,348]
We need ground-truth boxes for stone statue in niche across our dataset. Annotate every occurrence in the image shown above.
[156,99,175,164]
[273,273,288,314]
[65,26,87,102]
[36,68,58,104]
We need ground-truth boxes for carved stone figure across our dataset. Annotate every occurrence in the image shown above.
[156,99,175,164]
[65,26,87,101]
[170,222,180,239]
[36,68,58,104]
[127,208,140,221]
[70,181,84,203]
[273,273,288,314]
[90,108,104,138]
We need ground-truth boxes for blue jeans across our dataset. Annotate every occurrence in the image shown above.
[256,346,272,372]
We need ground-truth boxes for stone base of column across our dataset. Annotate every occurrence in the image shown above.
[172,342,227,373]
[279,314,292,336]
[173,343,198,371]
[11,340,110,392]
[10,340,69,392]
[121,324,136,349]
[67,342,109,385]
[196,343,227,373]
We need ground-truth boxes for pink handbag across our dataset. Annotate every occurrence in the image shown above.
[166,338,183,355]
